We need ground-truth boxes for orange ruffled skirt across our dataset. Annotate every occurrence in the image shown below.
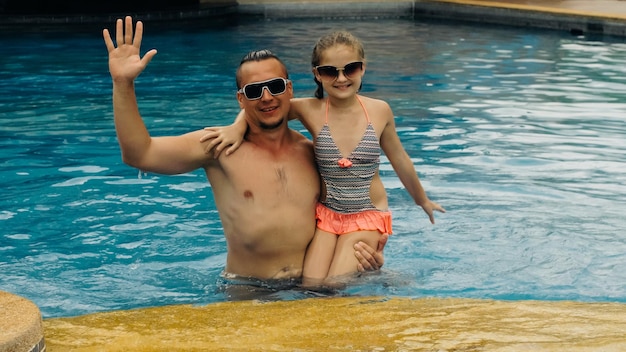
[315,202,393,235]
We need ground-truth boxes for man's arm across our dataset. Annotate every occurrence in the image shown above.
[103,16,210,174]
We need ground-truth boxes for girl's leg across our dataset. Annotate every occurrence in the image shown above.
[302,228,338,288]
[327,230,381,279]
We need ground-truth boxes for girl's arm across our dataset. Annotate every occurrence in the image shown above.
[379,104,445,224]
[200,110,248,158]
[200,98,312,157]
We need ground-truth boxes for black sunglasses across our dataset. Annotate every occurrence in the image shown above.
[238,77,290,100]
[315,61,363,81]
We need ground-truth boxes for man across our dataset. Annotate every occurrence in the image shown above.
[102,16,385,285]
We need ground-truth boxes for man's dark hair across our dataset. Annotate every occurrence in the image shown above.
[236,49,289,89]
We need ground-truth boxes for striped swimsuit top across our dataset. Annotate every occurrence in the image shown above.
[314,96,381,214]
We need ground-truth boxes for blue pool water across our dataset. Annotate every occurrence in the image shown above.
[2,18,626,318]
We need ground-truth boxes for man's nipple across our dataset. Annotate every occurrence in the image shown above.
[243,190,253,199]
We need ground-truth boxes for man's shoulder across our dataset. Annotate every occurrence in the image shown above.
[285,129,314,156]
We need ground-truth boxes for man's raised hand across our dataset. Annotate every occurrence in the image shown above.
[102,16,157,82]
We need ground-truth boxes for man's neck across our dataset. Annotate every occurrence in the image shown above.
[245,125,292,152]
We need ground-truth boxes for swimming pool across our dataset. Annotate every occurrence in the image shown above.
[1,17,625,318]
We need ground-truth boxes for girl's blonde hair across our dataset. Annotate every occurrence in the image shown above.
[311,31,365,99]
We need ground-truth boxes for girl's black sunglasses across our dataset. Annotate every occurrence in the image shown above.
[315,62,363,81]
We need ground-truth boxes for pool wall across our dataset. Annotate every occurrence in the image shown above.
[235,0,626,36]
[235,0,415,19]
[2,0,626,37]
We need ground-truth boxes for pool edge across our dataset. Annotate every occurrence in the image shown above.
[0,291,46,352]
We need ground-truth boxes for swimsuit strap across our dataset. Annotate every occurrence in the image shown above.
[355,95,371,123]
[324,95,370,123]
[325,98,330,124]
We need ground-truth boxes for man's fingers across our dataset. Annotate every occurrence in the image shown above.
[141,49,158,66]
[134,20,144,49]
[357,241,376,259]
[124,16,133,45]
[115,18,123,47]
[102,29,115,52]
[355,251,374,271]
[356,263,365,273]
[377,233,389,252]
[354,242,378,271]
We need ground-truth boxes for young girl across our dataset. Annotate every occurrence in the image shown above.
[204,31,445,287]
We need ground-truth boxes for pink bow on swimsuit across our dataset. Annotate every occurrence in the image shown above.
[338,158,353,168]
